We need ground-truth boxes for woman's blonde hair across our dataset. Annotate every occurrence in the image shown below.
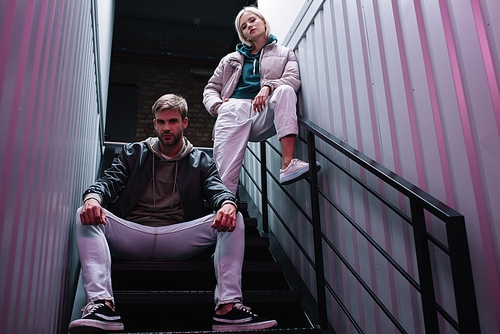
[235,6,271,48]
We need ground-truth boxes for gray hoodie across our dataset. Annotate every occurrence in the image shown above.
[124,136,194,227]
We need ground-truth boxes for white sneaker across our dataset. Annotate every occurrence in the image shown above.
[69,300,124,333]
[279,159,321,185]
[212,303,277,331]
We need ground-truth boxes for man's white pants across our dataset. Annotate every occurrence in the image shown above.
[213,85,298,194]
[75,208,245,310]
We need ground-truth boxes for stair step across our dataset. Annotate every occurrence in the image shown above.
[118,328,322,334]
[114,290,302,304]
[203,200,248,212]
[112,268,289,291]
[238,201,248,211]
[115,302,318,332]
[246,235,269,247]
[244,216,257,228]
[112,260,283,272]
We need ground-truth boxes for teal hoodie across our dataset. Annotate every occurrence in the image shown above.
[230,34,278,100]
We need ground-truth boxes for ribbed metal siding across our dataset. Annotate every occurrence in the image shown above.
[0,0,109,333]
[241,0,500,333]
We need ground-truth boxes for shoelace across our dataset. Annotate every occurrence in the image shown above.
[281,159,301,173]
[234,303,257,316]
[81,302,105,317]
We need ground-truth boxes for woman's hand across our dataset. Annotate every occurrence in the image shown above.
[216,98,230,115]
[253,86,271,113]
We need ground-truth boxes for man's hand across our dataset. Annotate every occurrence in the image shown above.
[80,198,106,225]
[211,203,237,232]
[253,86,271,113]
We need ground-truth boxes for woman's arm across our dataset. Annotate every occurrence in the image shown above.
[203,59,225,117]
[261,48,301,94]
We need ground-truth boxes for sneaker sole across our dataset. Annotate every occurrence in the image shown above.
[212,319,277,331]
[69,319,124,333]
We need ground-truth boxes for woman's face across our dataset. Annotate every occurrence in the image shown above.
[239,11,266,42]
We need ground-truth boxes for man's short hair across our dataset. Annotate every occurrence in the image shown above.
[152,94,188,119]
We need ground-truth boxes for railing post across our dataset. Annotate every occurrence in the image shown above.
[307,131,328,329]
[260,142,269,233]
[447,216,481,333]
[411,200,439,333]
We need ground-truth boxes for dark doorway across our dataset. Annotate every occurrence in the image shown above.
[105,83,138,143]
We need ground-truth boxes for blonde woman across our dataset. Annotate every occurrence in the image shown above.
[203,6,319,195]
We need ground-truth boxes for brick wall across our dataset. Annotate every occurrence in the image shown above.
[108,31,230,148]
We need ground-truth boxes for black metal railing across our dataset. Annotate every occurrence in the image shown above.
[240,116,480,333]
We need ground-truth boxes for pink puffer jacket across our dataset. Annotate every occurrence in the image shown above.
[203,40,301,117]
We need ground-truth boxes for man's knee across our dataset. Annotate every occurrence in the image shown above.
[75,206,83,226]
[235,212,245,234]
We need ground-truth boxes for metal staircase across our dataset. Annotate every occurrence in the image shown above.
[105,191,322,333]
[68,144,324,333]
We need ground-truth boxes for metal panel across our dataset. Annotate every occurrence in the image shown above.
[0,0,113,333]
[250,0,500,333]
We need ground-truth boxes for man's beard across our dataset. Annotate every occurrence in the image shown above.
[158,130,182,148]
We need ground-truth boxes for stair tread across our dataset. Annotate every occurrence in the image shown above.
[114,290,302,304]
[93,185,322,333]
[246,236,270,247]
[117,328,322,334]
[238,201,248,210]
[112,260,283,272]
[244,217,258,227]
[204,200,248,211]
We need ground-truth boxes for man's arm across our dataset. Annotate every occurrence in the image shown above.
[196,151,239,232]
[201,154,238,212]
[83,143,135,208]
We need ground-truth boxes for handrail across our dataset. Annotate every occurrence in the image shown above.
[299,117,480,333]
[241,116,480,333]
[299,117,462,221]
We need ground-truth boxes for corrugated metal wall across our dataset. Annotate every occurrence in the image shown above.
[242,0,500,333]
[0,0,113,333]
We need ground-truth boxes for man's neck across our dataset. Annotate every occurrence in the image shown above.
[161,149,180,158]
[159,140,183,158]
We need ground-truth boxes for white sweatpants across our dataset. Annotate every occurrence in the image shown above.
[213,85,298,194]
[75,208,245,310]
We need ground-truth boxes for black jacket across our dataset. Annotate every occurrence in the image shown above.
[83,140,236,221]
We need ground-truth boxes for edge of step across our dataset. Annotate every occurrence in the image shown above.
[112,260,283,272]
[114,290,302,304]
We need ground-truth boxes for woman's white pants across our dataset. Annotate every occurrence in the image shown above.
[213,85,298,194]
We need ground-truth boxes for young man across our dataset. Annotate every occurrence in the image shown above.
[69,94,277,333]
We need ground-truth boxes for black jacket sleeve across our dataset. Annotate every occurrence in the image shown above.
[82,143,139,207]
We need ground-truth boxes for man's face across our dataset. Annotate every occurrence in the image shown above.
[153,109,188,153]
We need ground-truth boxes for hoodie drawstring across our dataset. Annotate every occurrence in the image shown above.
[152,154,156,208]
[172,161,178,208]
[253,58,257,75]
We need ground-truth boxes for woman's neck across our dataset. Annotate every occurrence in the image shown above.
[251,35,267,54]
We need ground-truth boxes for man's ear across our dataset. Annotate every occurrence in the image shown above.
[183,117,188,129]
